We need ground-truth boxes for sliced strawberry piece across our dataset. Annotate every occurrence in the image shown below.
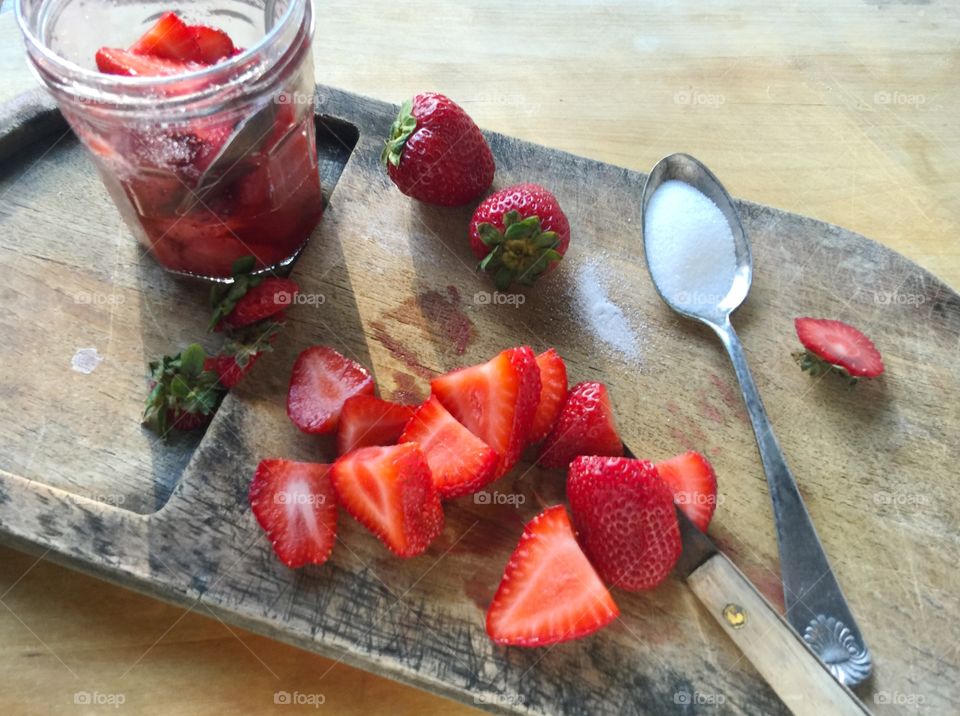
[529,348,568,443]
[287,347,375,434]
[398,396,499,500]
[221,278,299,330]
[794,317,884,379]
[655,451,718,532]
[486,505,619,647]
[95,47,197,77]
[249,459,337,569]
[331,443,444,558]
[129,12,200,61]
[431,346,540,475]
[190,25,236,64]
[538,381,623,469]
[567,456,681,591]
[337,395,417,455]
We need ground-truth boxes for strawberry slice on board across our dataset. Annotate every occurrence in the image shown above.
[95,47,199,77]
[287,346,375,434]
[430,346,540,476]
[248,459,338,569]
[190,25,236,64]
[398,395,499,500]
[794,317,884,381]
[336,395,417,456]
[486,505,619,647]
[655,451,718,533]
[538,381,623,470]
[529,348,568,444]
[331,443,444,558]
[129,12,201,61]
[567,456,682,591]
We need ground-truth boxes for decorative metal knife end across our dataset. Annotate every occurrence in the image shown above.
[803,615,872,687]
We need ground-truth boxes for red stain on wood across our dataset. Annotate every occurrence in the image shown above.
[370,320,435,380]
[390,371,426,404]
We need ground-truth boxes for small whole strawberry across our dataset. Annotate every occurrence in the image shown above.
[793,317,884,384]
[381,92,495,207]
[209,256,298,332]
[470,184,570,290]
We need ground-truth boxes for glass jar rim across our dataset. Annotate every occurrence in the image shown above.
[15,0,311,107]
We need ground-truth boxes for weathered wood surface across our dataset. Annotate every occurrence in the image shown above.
[0,84,958,715]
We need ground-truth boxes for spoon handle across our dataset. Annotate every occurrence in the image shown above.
[710,317,872,687]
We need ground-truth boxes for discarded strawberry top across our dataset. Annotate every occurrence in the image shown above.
[17,0,323,279]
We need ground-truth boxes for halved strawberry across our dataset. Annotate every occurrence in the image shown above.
[331,443,444,558]
[529,349,568,444]
[95,47,197,77]
[337,395,417,455]
[287,347,375,434]
[794,317,884,380]
[431,346,540,475]
[567,456,681,591]
[655,451,718,532]
[249,459,337,569]
[486,505,619,647]
[538,382,623,469]
[129,12,200,61]
[398,396,499,500]
[190,25,235,64]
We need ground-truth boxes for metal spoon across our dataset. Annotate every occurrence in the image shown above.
[640,153,872,687]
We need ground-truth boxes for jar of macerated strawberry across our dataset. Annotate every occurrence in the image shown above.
[16,0,323,280]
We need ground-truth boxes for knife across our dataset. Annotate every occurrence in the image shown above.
[624,446,870,715]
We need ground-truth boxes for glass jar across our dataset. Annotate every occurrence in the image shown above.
[16,0,323,280]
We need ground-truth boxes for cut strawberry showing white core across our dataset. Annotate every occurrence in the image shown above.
[331,443,444,558]
[287,346,375,434]
[430,346,540,476]
[655,451,718,532]
[249,459,338,569]
[398,395,499,500]
[486,505,620,647]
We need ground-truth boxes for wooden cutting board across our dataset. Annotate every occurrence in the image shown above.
[0,85,957,715]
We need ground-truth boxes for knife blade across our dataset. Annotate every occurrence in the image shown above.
[622,445,869,715]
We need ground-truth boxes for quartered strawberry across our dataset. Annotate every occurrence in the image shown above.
[567,456,681,591]
[287,346,375,434]
[129,12,200,61]
[431,346,540,476]
[95,47,198,77]
[655,451,718,533]
[398,396,499,500]
[486,505,619,647]
[794,317,884,381]
[529,349,568,444]
[190,25,235,64]
[337,395,417,456]
[249,459,337,569]
[538,382,623,469]
[331,443,444,558]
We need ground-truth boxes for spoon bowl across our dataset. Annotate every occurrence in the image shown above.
[640,153,752,323]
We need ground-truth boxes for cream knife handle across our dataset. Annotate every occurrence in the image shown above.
[687,553,871,716]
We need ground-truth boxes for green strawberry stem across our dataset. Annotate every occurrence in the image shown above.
[792,350,861,387]
[477,210,563,290]
[380,99,416,168]
[143,343,225,436]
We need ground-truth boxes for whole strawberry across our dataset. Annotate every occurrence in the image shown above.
[381,92,494,207]
[470,183,569,290]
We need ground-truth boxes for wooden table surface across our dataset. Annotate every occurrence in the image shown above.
[1,1,957,714]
